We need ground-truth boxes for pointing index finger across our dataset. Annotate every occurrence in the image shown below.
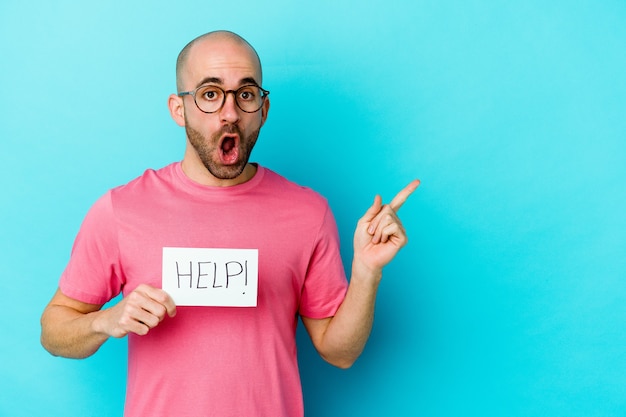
[389,179,420,212]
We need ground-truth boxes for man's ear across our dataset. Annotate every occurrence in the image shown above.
[260,97,270,127]
[168,94,186,127]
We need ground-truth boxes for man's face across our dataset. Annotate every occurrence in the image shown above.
[179,37,268,182]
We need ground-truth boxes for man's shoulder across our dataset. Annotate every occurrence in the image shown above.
[104,163,178,212]
[111,163,176,193]
[259,167,328,206]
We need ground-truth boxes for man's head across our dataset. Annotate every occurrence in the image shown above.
[175,31,263,93]
[168,31,269,186]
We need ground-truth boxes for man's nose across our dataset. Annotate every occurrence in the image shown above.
[219,92,240,123]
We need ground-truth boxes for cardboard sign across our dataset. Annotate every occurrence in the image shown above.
[162,247,258,307]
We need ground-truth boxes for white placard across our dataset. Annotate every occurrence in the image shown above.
[162,247,258,307]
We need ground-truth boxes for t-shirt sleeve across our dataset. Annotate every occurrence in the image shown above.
[298,205,348,318]
[59,191,124,305]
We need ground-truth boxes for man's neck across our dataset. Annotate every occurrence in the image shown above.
[180,159,257,187]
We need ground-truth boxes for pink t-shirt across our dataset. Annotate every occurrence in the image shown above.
[60,163,348,417]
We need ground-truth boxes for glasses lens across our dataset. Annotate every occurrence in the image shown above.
[235,86,265,113]
[194,86,224,113]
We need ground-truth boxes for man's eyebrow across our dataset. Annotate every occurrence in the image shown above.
[196,77,222,88]
[195,76,260,89]
[240,77,260,87]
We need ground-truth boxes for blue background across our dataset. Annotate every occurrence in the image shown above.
[1,1,625,416]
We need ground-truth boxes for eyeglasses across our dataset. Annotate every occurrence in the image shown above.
[178,84,270,114]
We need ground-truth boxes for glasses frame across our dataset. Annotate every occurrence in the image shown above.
[178,84,270,114]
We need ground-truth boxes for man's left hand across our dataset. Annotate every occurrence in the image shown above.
[353,179,420,275]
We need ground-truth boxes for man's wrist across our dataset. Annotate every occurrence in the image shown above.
[351,257,383,284]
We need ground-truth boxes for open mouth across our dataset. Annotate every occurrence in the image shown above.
[219,134,240,164]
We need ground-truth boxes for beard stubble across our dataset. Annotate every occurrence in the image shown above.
[185,123,260,180]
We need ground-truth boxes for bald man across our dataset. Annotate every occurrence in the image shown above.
[41,30,419,417]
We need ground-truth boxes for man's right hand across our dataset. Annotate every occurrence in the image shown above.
[41,285,177,359]
[95,284,177,338]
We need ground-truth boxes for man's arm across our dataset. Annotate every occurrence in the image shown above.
[40,285,177,359]
[302,180,420,369]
